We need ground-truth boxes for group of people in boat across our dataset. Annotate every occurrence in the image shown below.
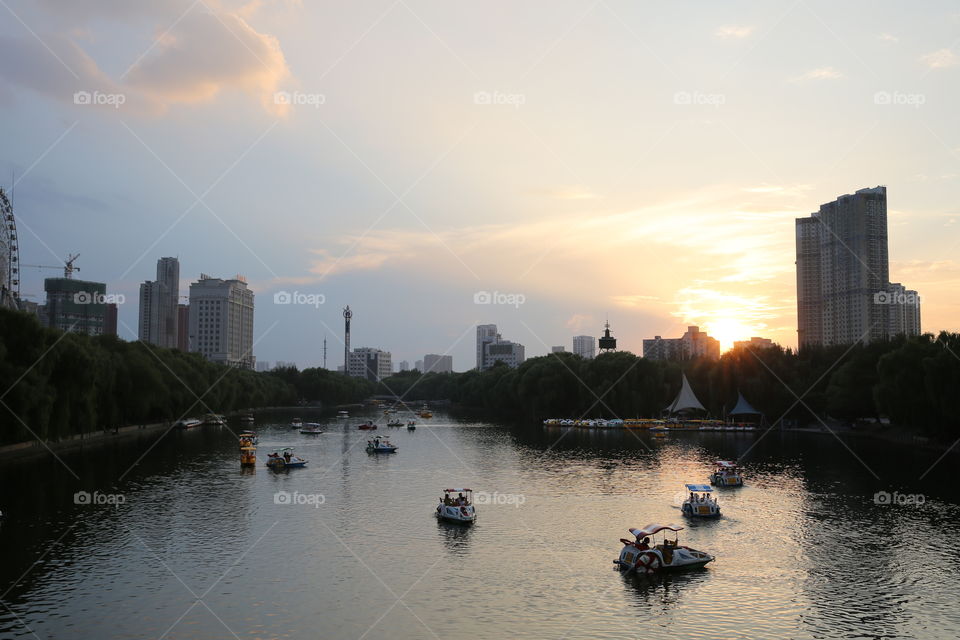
[268,450,294,463]
[441,493,470,507]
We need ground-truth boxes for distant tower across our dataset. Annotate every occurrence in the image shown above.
[598,317,617,353]
[343,306,352,374]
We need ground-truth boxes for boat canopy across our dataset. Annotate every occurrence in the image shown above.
[443,488,472,493]
[629,524,684,538]
[664,374,706,414]
[716,460,738,468]
[729,391,762,416]
[685,484,712,492]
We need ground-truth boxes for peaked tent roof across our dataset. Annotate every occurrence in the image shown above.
[729,391,762,416]
[665,374,706,413]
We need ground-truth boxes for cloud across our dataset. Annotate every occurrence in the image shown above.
[715,25,754,39]
[921,48,959,69]
[877,33,899,44]
[791,67,844,82]
[565,314,594,332]
[126,7,290,114]
[0,1,292,115]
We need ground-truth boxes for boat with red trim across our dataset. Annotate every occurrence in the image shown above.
[710,460,743,486]
[614,524,714,574]
[436,489,476,524]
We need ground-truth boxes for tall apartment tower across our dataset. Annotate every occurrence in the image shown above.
[423,353,453,373]
[476,324,498,370]
[188,274,255,368]
[796,187,920,348]
[139,257,179,348]
[572,335,596,359]
[156,257,179,346]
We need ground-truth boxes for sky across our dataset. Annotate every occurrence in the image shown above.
[2,0,959,371]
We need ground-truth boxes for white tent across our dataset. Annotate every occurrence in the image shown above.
[729,391,762,417]
[665,373,706,414]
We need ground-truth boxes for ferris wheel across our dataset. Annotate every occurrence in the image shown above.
[0,187,20,310]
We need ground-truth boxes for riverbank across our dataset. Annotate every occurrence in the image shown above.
[0,406,321,462]
[0,421,174,463]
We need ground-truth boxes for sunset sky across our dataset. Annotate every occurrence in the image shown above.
[3,0,958,369]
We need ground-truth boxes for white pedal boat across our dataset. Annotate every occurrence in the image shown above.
[614,524,714,574]
[436,488,476,524]
[681,483,721,518]
[710,460,743,486]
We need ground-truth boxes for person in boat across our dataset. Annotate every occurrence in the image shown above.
[637,536,651,550]
[283,451,291,463]
[456,493,465,506]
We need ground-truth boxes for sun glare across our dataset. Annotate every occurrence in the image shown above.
[704,318,754,352]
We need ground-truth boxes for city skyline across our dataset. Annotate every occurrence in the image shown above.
[3,1,959,369]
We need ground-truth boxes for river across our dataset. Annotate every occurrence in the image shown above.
[1,411,958,639]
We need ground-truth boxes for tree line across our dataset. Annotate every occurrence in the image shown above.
[0,309,373,445]
[376,332,960,440]
[2,304,957,445]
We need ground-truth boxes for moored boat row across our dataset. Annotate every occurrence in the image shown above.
[542,417,758,431]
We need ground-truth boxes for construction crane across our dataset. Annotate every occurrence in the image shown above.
[22,253,80,279]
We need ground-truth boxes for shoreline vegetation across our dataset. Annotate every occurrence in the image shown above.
[2,308,958,457]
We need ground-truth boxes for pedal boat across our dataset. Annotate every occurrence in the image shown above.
[436,488,476,524]
[681,484,721,518]
[614,524,714,574]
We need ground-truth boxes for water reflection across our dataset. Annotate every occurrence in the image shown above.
[436,519,475,554]
[2,412,960,639]
[620,569,711,609]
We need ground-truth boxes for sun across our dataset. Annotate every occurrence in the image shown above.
[704,318,754,352]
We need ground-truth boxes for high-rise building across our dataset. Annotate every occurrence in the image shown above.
[415,359,423,372]
[43,278,107,335]
[255,361,271,372]
[423,353,453,373]
[399,360,410,372]
[551,346,565,353]
[885,282,921,338]
[103,303,118,336]
[476,324,498,370]
[796,187,920,348]
[177,304,190,350]
[348,348,392,381]
[188,274,255,368]
[642,326,720,361]
[572,335,596,359]
[138,257,179,348]
[156,257,179,346]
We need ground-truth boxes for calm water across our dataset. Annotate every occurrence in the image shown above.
[2,412,959,639]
